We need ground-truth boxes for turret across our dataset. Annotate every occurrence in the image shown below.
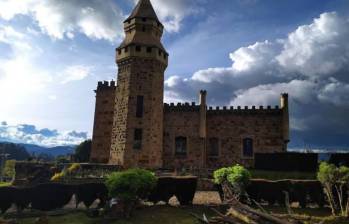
[110,0,167,168]
[115,0,168,66]
[281,93,290,146]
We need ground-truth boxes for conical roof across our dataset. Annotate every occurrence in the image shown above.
[125,0,159,22]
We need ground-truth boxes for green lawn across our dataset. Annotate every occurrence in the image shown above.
[0,182,11,187]
[4,205,349,224]
[15,206,214,224]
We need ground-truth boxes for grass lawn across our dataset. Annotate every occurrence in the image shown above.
[4,205,349,224]
[15,205,214,224]
[0,182,11,187]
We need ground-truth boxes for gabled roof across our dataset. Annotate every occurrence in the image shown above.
[125,0,159,22]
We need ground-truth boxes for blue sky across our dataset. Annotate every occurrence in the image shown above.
[0,0,348,149]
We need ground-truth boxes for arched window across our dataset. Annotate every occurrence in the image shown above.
[175,136,187,156]
[242,138,253,158]
[208,138,219,157]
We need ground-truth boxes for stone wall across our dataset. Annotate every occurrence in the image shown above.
[90,81,116,163]
[206,107,286,168]
[162,104,287,170]
[163,103,204,169]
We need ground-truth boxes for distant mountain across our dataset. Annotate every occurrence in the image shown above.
[19,143,75,157]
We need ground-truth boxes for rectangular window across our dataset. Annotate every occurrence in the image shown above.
[242,138,254,158]
[135,46,141,52]
[175,136,187,156]
[133,129,142,149]
[125,47,128,53]
[136,95,144,118]
[208,138,219,157]
[146,47,152,53]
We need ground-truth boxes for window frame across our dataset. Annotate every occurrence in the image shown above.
[136,95,144,118]
[241,137,254,159]
[133,129,143,150]
[208,137,219,157]
[175,136,187,156]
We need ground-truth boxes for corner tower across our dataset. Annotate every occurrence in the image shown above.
[109,0,168,168]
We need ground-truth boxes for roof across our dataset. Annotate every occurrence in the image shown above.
[125,0,159,22]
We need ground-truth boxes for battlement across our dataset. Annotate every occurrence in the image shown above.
[207,105,282,115]
[164,102,200,112]
[96,80,117,92]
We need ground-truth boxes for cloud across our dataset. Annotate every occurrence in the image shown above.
[131,0,202,32]
[0,122,88,146]
[0,0,125,41]
[60,65,93,84]
[164,11,349,148]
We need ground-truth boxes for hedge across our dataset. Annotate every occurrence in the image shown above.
[148,177,197,205]
[216,179,325,208]
[254,153,318,172]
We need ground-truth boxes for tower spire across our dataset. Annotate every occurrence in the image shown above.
[125,0,159,22]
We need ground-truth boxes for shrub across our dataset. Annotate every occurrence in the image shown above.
[106,169,156,201]
[105,169,157,217]
[4,160,16,179]
[213,164,251,200]
[317,162,349,216]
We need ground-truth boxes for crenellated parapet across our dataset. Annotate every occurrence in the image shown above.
[95,80,117,92]
[164,102,200,112]
[207,105,282,115]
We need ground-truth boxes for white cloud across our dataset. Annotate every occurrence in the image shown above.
[132,0,202,32]
[164,11,349,146]
[276,12,349,77]
[0,122,88,146]
[0,0,125,41]
[60,65,93,84]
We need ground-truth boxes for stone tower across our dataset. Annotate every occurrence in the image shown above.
[109,0,168,168]
[90,81,116,163]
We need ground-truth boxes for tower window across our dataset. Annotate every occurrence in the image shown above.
[133,129,142,150]
[208,138,219,157]
[136,95,144,118]
[136,46,141,52]
[118,49,121,55]
[146,47,152,53]
[125,47,128,53]
[142,17,147,22]
[242,138,254,158]
[142,26,146,32]
[158,50,162,56]
[175,136,187,156]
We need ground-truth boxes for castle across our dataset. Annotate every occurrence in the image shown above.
[90,0,290,169]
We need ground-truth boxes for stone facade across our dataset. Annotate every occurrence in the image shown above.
[90,0,290,169]
[90,81,116,163]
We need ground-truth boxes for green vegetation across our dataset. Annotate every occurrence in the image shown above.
[3,160,15,179]
[0,142,30,161]
[250,169,316,180]
[106,168,157,201]
[51,163,81,181]
[9,206,214,224]
[213,164,251,199]
[0,182,11,187]
[74,140,92,163]
[105,168,157,217]
[317,162,349,217]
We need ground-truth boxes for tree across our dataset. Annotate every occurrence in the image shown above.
[4,160,15,180]
[74,140,92,163]
[317,162,349,216]
[214,164,251,201]
[105,169,157,217]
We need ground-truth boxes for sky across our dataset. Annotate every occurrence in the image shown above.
[0,0,348,149]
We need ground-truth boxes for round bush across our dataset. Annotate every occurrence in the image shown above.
[105,169,157,201]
